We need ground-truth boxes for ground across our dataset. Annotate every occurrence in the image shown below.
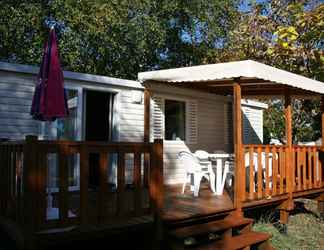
[252,199,324,250]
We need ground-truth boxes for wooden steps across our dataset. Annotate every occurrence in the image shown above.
[166,215,274,250]
[198,231,273,250]
[169,217,253,239]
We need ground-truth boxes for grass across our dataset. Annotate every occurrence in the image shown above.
[251,199,324,250]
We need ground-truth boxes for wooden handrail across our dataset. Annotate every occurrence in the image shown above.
[2,136,164,231]
[243,144,324,203]
[244,144,287,148]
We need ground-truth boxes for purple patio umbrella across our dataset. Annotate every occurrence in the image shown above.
[31,27,68,121]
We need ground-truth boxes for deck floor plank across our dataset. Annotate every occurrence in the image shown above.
[162,183,234,222]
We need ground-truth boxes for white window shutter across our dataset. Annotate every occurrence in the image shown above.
[224,102,233,151]
[186,100,198,144]
[151,95,164,140]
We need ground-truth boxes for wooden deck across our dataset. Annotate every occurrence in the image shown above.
[1,138,324,250]
[162,183,234,224]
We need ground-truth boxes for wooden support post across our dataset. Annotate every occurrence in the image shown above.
[319,199,324,221]
[279,210,289,234]
[320,96,324,188]
[144,88,151,192]
[315,194,324,220]
[151,139,164,212]
[318,94,324,218]
[321,96,324,146]
[22,135,39,249]
[278,91,294,229]
[151,139,164,247]
[233,83,243,215]
[23,136,39,230]
[58,144,69,226]
[284,91,294,209]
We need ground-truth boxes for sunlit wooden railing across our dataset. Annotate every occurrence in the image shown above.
[241,145,324,203]
[292,146,323,192]
[242,145,288,201]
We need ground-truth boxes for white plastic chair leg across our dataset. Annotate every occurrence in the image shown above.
[209,172,216,194]
[181,181,186,194]
[219,163,229,195]
[193,174,202,197]
[190,174,195,191]
[182,174,189,194]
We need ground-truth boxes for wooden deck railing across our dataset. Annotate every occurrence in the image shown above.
[292,145,323,192]
[0,141,24,222]
[0,136,163,232]
[241,145,324,203]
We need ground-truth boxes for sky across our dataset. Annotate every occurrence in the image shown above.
[238,0,267,12]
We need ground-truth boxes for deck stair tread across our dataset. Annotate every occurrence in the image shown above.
[168,216,253,239]
[194,231,272,250]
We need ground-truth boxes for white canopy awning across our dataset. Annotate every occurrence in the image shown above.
[138,60,324,95]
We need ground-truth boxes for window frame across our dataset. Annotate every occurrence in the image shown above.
[152,94,195,144]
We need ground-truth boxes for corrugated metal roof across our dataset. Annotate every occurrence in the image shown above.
[138,60,324,94]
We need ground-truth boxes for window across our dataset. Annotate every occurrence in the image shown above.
[164,99,186,140]
[151,95,197,144]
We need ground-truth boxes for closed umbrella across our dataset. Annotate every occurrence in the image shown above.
[31,27,68,121]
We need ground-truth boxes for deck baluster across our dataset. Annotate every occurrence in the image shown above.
[80,144,89,227]
[292,147,296,191]
[265,146,270,197]
[98,152,108,224]
[272,147,278,195]
[302,147,307,190]
[249,147,254,200]
[297,148,302,191]
[117,152,126,217]
[134,152,142,216]
[279,147,284,194]
[257,147,263,199]
[308,147,312,190]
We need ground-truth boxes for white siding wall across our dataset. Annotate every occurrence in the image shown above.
[118,90,144,142]
[0,71,40,140]
[117,89,144,184]
[149,85,231,185]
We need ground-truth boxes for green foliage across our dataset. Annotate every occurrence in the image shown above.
[205,1,324,143]
[0,0,238,79]
[0,1,46,65]
[262,99,285,144]
[1,0,323,143]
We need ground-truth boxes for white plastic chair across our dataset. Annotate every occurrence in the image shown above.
[178,151,216,197]
[195,150,228,195]
[194,150,212,165]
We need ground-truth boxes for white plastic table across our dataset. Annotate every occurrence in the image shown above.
[209,153,234,195]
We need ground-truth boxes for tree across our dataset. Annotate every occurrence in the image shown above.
[204,0,324,143]
[0,0,238,79]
